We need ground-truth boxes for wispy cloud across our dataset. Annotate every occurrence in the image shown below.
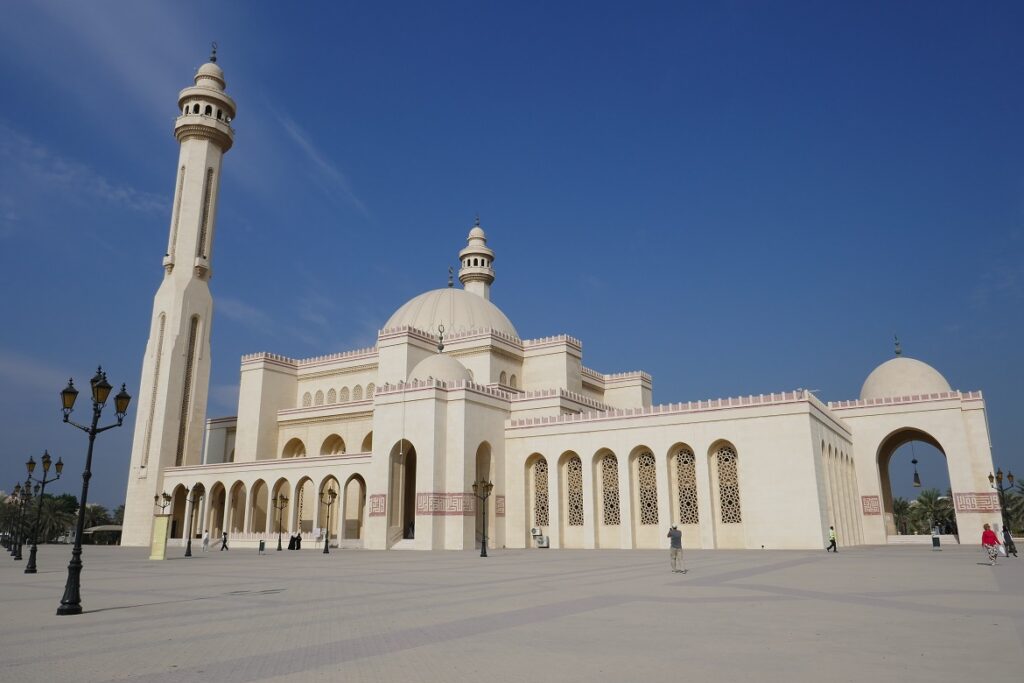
[0,122,167,238]
[217,297,277,336]
[277,114,369,216]
[0,348,69,394]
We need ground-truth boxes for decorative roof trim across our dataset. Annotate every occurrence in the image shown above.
[829,390,982,410]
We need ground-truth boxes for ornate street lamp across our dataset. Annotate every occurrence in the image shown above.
[154,492,172,514]
[13,478,35,561]
[184,484,201,557]
[273,494,289,551]
[320,489,337,555]
[911,458,921,488]
[7,483,22,556]
[56,367,131,616]
[471,480,495,558]
[25,451,63,574]
[988,468,1015,533]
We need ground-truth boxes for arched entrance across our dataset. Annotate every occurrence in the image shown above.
[343,474,366,539]
[293,477,315,533]
[189,483,206,540]
[388,440,417,542]
[208,482,226,538]
[249,480,269,533]
[877,428,954,537]
[169,484,187,539]
[318,476,340,544]
[475,443,495,548]
[228,481,246,533]
[270,478,291,535]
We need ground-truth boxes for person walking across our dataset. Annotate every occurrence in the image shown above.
[982,523,1000,566]
[826,526,838,553]
[1002,526,1018,558]
[667,525,685,573]
[219,531,229,551]
[202,529,210,552]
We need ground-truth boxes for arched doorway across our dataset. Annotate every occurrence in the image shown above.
[189,483,206,540]
[293,477,315,533]
[343,474,366,539]
[228,481,246,533]
[319,476,340,544]
[169,485,187,539]
[877,428,954,537]
[388,440,417,542]
[208,482,226,538]
[270,478,291,535]
[475,443,495,548]
[249,480,269,533]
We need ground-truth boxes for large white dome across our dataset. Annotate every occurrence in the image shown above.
[384,288,519,338]
[860,356,952,400]
[408,354,473,384]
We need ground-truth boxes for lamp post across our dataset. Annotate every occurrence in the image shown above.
[184,484,200,557]
[13,480,33,560]
[911,458,921,488]
[8,483,23,556]
[988,468,1016,533]
[273,494,289,551]
[56,367,131,616]
[471,480,494,558]
[320,489,337,555]
[25,451,63,574]
[154,492,172,514]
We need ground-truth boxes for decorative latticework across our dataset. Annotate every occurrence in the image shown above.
[353,385,363,400]
[533,458,549,527]
[602,455,620,525]
[314,390,324,406]
[716,445,742,523]
[339,387,350,402]
[637,451,659,525]
[366,383,375,398]
[566,456,584,526]
[327,388,336,404]
[675,448,699,524]
[302,392,312,407]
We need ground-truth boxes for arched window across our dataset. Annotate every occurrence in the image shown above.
[193,103,200,114]
[314,390,324,406]
[302,392,312,407]
[601,454,620,525]
[282,438,306,459]
[509,374,517,389]
[216,109,222,120]
[716,445,742,523]
[473,258,479,266]
[352,385,363,401]
[636,451,658,524]
[499,371,507,385]
[366,383,375,398]
[327,388,336,404]
[339,387,350,402]
[321,434,345,456]
[566,456,583,526]
[204,104,212,116]
[533,458,549,527]
[674,447,699,524]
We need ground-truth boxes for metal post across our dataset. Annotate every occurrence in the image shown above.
[56,402,100,616]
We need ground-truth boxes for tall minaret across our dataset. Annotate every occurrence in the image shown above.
[458,216,496,300]
[121,48,236,547]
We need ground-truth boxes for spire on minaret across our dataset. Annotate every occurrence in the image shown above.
[210,41,218,63]
[447,266,454,288]
[437,324,445,353]
[458,216,496,300]
[894,335,902,356]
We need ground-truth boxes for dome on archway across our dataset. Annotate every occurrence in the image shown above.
[385,287,519,339]
[860,356,952,400]
[408,353,473,384]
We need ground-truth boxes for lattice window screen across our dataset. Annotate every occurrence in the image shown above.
[717,445,742,523]
[314,390,324,406]
[566,457,584,526]
[327,389,336,404]
[533,459,549,527]
[675,448,699,524]
[302,392,312,407]
[602,455,620,525]
[637,451,659,525]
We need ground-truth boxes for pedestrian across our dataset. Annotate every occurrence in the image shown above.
[667,524,685,573]
[1002,526,1017,558]
[202,529,210,552]
[295,532,302,550]
[982,523,1000,566]
[826,526,838,553]
[220,531,229,551]
[287,533,296,550]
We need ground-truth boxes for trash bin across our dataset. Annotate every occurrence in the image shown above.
[258,540,266,554]
[931,526,940,550]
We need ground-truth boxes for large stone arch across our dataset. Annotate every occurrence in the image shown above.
[875,426,949,536]
[321,434,345,456]
[293,476,315,533]
[249,479,269,533]
[208,481,227,538]
[475,442,495,549]
[282,437,306,459]
[169,484,188,539]
[628,445,659,548]
[270,478,292,535]
[228,481,246,533]
[708,439,744,548]
[318,475,341,544]
[667,442,700,548]
[593,448,620,548]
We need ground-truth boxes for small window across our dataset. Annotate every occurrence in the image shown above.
[204,105,212,116]
[216,109,222,120]
[193,103,200,114]
[473,258,479,266]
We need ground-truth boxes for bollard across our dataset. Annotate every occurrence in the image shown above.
[258,540,265,555]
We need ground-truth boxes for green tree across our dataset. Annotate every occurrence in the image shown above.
[910,488,954,534]
[113,504,125,525]
[83,504,112,528]
[35,496,75,543]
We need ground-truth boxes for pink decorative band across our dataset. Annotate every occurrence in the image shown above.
[368,494,387,516]
[953,492,999,513]
[861,495,881,515]
[416,493,476,516]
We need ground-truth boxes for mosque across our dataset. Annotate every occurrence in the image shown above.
[120,55,1001,552]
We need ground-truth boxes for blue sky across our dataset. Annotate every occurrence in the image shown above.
[0,2,1021,509]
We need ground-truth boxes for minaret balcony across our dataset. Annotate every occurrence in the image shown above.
[174,115,235,151]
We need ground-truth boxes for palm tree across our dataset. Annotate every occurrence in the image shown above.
[83,504,112,529]
[911,488,954,534]
[35,497,75,543]
[893,497,911,534]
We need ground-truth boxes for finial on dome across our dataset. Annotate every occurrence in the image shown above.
[210,41,218,63]
[474,213,480,228]
[448,266,454,288]
[894,335,902,356]
[437,324,445,353]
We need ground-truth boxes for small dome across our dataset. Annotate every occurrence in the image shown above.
[468,226,486,240]
[385,287,518,338]
[408,354,473,384]
[860,356,952,400]
[195,62,225,89]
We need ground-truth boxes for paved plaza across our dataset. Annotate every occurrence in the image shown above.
[0,543,1021,682]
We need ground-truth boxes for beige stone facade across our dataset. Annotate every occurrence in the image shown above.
[121,59,999,553]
